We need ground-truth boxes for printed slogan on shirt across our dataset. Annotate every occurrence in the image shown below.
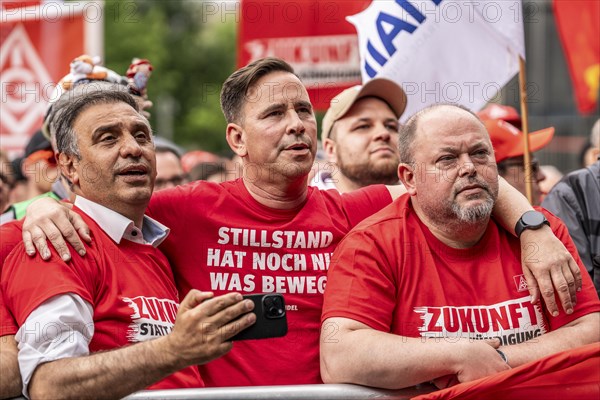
[205,227,334,294]
[414,296,549,345]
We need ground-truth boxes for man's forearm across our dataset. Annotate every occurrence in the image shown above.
[492,178,532,235]
[29,336,186,399]
[492,177,582,315]
[0,335,22,399]
[319,318,510,389]
[499,313,600,367]
[321,327,457,389]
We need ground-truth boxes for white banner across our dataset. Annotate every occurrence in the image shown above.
[349,0,525,121]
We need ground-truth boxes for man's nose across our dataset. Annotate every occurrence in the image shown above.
[458,155,476,176]
[373,124,392,142]
[287,111,306,135]
[120,134,143,158]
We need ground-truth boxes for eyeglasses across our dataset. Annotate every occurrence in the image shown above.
[498,159,540,175]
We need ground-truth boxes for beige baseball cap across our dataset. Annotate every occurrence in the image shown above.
[321,78,408,141]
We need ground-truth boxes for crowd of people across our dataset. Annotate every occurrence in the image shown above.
[0,55,598,398]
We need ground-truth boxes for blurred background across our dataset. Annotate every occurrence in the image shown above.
[1,0,599,169]
[107,0,600,172]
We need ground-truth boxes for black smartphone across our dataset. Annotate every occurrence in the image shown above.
[231,293,288,341]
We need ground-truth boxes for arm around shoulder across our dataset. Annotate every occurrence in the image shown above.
[21,196,91,262]
[494,178,581,315]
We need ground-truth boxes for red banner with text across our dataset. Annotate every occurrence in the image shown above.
[237,0,371,111]
[0,1,102,154]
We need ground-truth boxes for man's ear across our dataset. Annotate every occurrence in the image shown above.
[398,163,417,195]
[58,153,79,187]
[322,138,337,164]
[226,123,247,157]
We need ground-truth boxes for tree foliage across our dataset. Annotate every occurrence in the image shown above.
[104,0,237,154]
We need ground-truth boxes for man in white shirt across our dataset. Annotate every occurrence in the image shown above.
[1,84,255,398]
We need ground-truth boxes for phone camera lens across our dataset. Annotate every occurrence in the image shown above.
[263,295,285,319]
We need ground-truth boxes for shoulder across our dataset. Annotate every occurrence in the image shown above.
[343,194,411,239]
[0,220,24,260]
[337,184,393,209]
[554,163,599,196]
[152,179,232,201]
[542,169,597,215]
[148,179,238,217]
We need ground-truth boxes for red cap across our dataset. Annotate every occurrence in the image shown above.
[478,104,522,129]
[484,119,554,163]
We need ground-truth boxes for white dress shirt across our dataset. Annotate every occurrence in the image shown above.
[16,195,169,397]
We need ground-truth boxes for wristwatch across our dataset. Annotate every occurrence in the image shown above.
[515,210,550,237]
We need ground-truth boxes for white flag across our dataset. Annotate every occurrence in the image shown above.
[348,0,525,121]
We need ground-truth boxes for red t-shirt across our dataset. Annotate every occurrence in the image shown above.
[1,209,203,389]
[322,195,600,343]
[147,178,392,386]
[0,220,23,337]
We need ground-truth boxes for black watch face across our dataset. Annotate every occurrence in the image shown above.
[523,211,545,227]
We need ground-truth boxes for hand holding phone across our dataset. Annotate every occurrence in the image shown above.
[231,293,288,341]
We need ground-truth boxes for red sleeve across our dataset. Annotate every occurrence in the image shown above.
[322,227,398,331]
[147,182,203,229]
[0,221,24,336]
[147,186,177,222]
[339,185,392,227]
[1,244,96,326]
[540,208,600,330]
[0,220,24,265]
[0,290,17,336]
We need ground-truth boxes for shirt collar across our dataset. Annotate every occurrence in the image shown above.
[74,196,169,247]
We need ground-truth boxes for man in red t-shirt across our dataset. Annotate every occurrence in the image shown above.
[321,104,600,390]
[19,59,583,387]
[1,84,255,398]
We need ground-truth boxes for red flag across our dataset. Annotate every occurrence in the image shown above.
[413,343,600,400]
[553,0,600,114]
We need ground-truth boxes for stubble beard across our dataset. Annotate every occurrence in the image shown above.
[450,195,495,223]
[337,156,399,187]
[450,178,498,223]
[421,178,498,227]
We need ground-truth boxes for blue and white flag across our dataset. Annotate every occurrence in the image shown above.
[348,0,525,121]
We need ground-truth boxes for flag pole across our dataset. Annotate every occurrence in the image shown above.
[518,56,534,204]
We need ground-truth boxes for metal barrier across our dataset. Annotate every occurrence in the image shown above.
[124,383,437,400]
